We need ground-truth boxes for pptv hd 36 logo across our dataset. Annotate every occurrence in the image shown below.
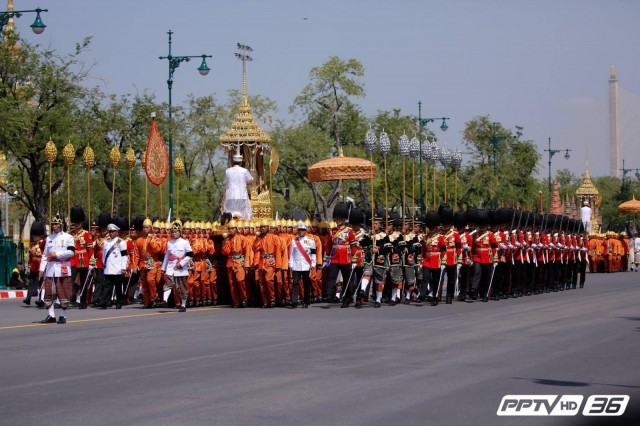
[497,395,630,416]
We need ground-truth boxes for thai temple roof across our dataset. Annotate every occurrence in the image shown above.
[576,162,600,196]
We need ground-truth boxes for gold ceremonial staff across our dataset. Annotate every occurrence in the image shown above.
[109,147,121,216]
[44,138,57,223]
[82,145,95,226]
[62,141,75,220]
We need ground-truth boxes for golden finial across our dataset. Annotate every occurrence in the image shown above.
[44,138,57,163]
[62,141,75,166]
[174,156,185,178]
[109,146,121,168]
[82,145,95,169]
[125,147,136,169]
[141,150,146,168]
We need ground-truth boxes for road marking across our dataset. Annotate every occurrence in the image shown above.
[0,307,222,331]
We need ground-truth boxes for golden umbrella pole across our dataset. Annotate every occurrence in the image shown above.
[82,145,95,226]
[142,150,148,217]
[109,147,121,216]
[174,157,185,219]
[44,139,57,223]
[62,141,75,220]
[125,147,136,220]
[159,184,163,218]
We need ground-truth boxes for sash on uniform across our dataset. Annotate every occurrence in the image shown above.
[295,238,312,266]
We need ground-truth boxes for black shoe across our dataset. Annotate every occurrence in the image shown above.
[35,300,45,308]
[79,303,87,309]
[57,316,66,324]
[242,300,248,308]
[41,315,56,324]
[482,296,489,302]
[430,299,439,306]
[23,298,30,305]
[302,304,309,309]
[446,296,453,304]
[374,301,381,308]
[402,298,410,305]
[212,300,218,306]
[115,304,123,309]
[269,301,276,308]
[178,306,187,312]
[389,299,397,306]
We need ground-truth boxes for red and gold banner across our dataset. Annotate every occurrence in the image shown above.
[144,116,169,186]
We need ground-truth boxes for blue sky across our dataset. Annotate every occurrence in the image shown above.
[10,0,640,178]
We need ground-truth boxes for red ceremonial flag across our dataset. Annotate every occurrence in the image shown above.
[145,115,169,186]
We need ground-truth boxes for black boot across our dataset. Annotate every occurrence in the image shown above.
[446,296,453,304]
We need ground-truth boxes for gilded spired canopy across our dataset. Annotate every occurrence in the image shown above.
[145,116,169,186]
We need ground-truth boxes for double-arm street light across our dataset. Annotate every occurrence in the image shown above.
[544,137,571,195]
[417,101,449,213]
[159,30,212,219]
[0,6,47,38]
[620,159,640,189]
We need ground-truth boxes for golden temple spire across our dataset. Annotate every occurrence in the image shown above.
[5,0,15,33]
[235,43,253,104]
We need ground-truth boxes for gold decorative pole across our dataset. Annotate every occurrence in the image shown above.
[62,141,75,219]
[412,161,416,228]
[82,145,95,226]
[444,168,448,204]
[454,169,458,208]
[125,147,136,220]
[424,164,429,211]
[433,164,436,208]
[142,150,148,217]
[44,139,57,223]
[174,156,184,219]
[378,131,391,225]
[402,159,406,227]
[109,147,121,216]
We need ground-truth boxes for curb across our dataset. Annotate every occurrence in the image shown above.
[0,290,28,300]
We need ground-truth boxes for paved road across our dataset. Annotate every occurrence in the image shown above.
[1,272,639,426]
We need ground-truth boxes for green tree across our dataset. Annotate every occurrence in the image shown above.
[0,36,98,221]
[286,56,366,219]
[461,116,540,208]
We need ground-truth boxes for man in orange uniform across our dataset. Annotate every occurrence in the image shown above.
[253,220,282,308]
[148,221,166,306]
[439,205,461,305]
[134,217,156,308]
[222,220,251,308]
[240,222,257,306]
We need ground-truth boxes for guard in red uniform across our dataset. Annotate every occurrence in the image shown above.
[439,205,461,305]
[470,209,497,302]
[422,211,446,305]
[70,206,94,308]
[325,203,357,303]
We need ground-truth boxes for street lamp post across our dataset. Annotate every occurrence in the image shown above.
[543,137,571,195]
[0,7,48,38]
[619,159,640,189]
[417,101,449,214]
[159,30,212,220]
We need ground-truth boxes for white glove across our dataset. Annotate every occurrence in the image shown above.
[515,242,521,248]
[456,264,462,273]
[462,244,469,250]
[549,244,556,249]
[531,243,538,249]
[492,262,498,268]
[507,244,514,250]
[351,263,357,270]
